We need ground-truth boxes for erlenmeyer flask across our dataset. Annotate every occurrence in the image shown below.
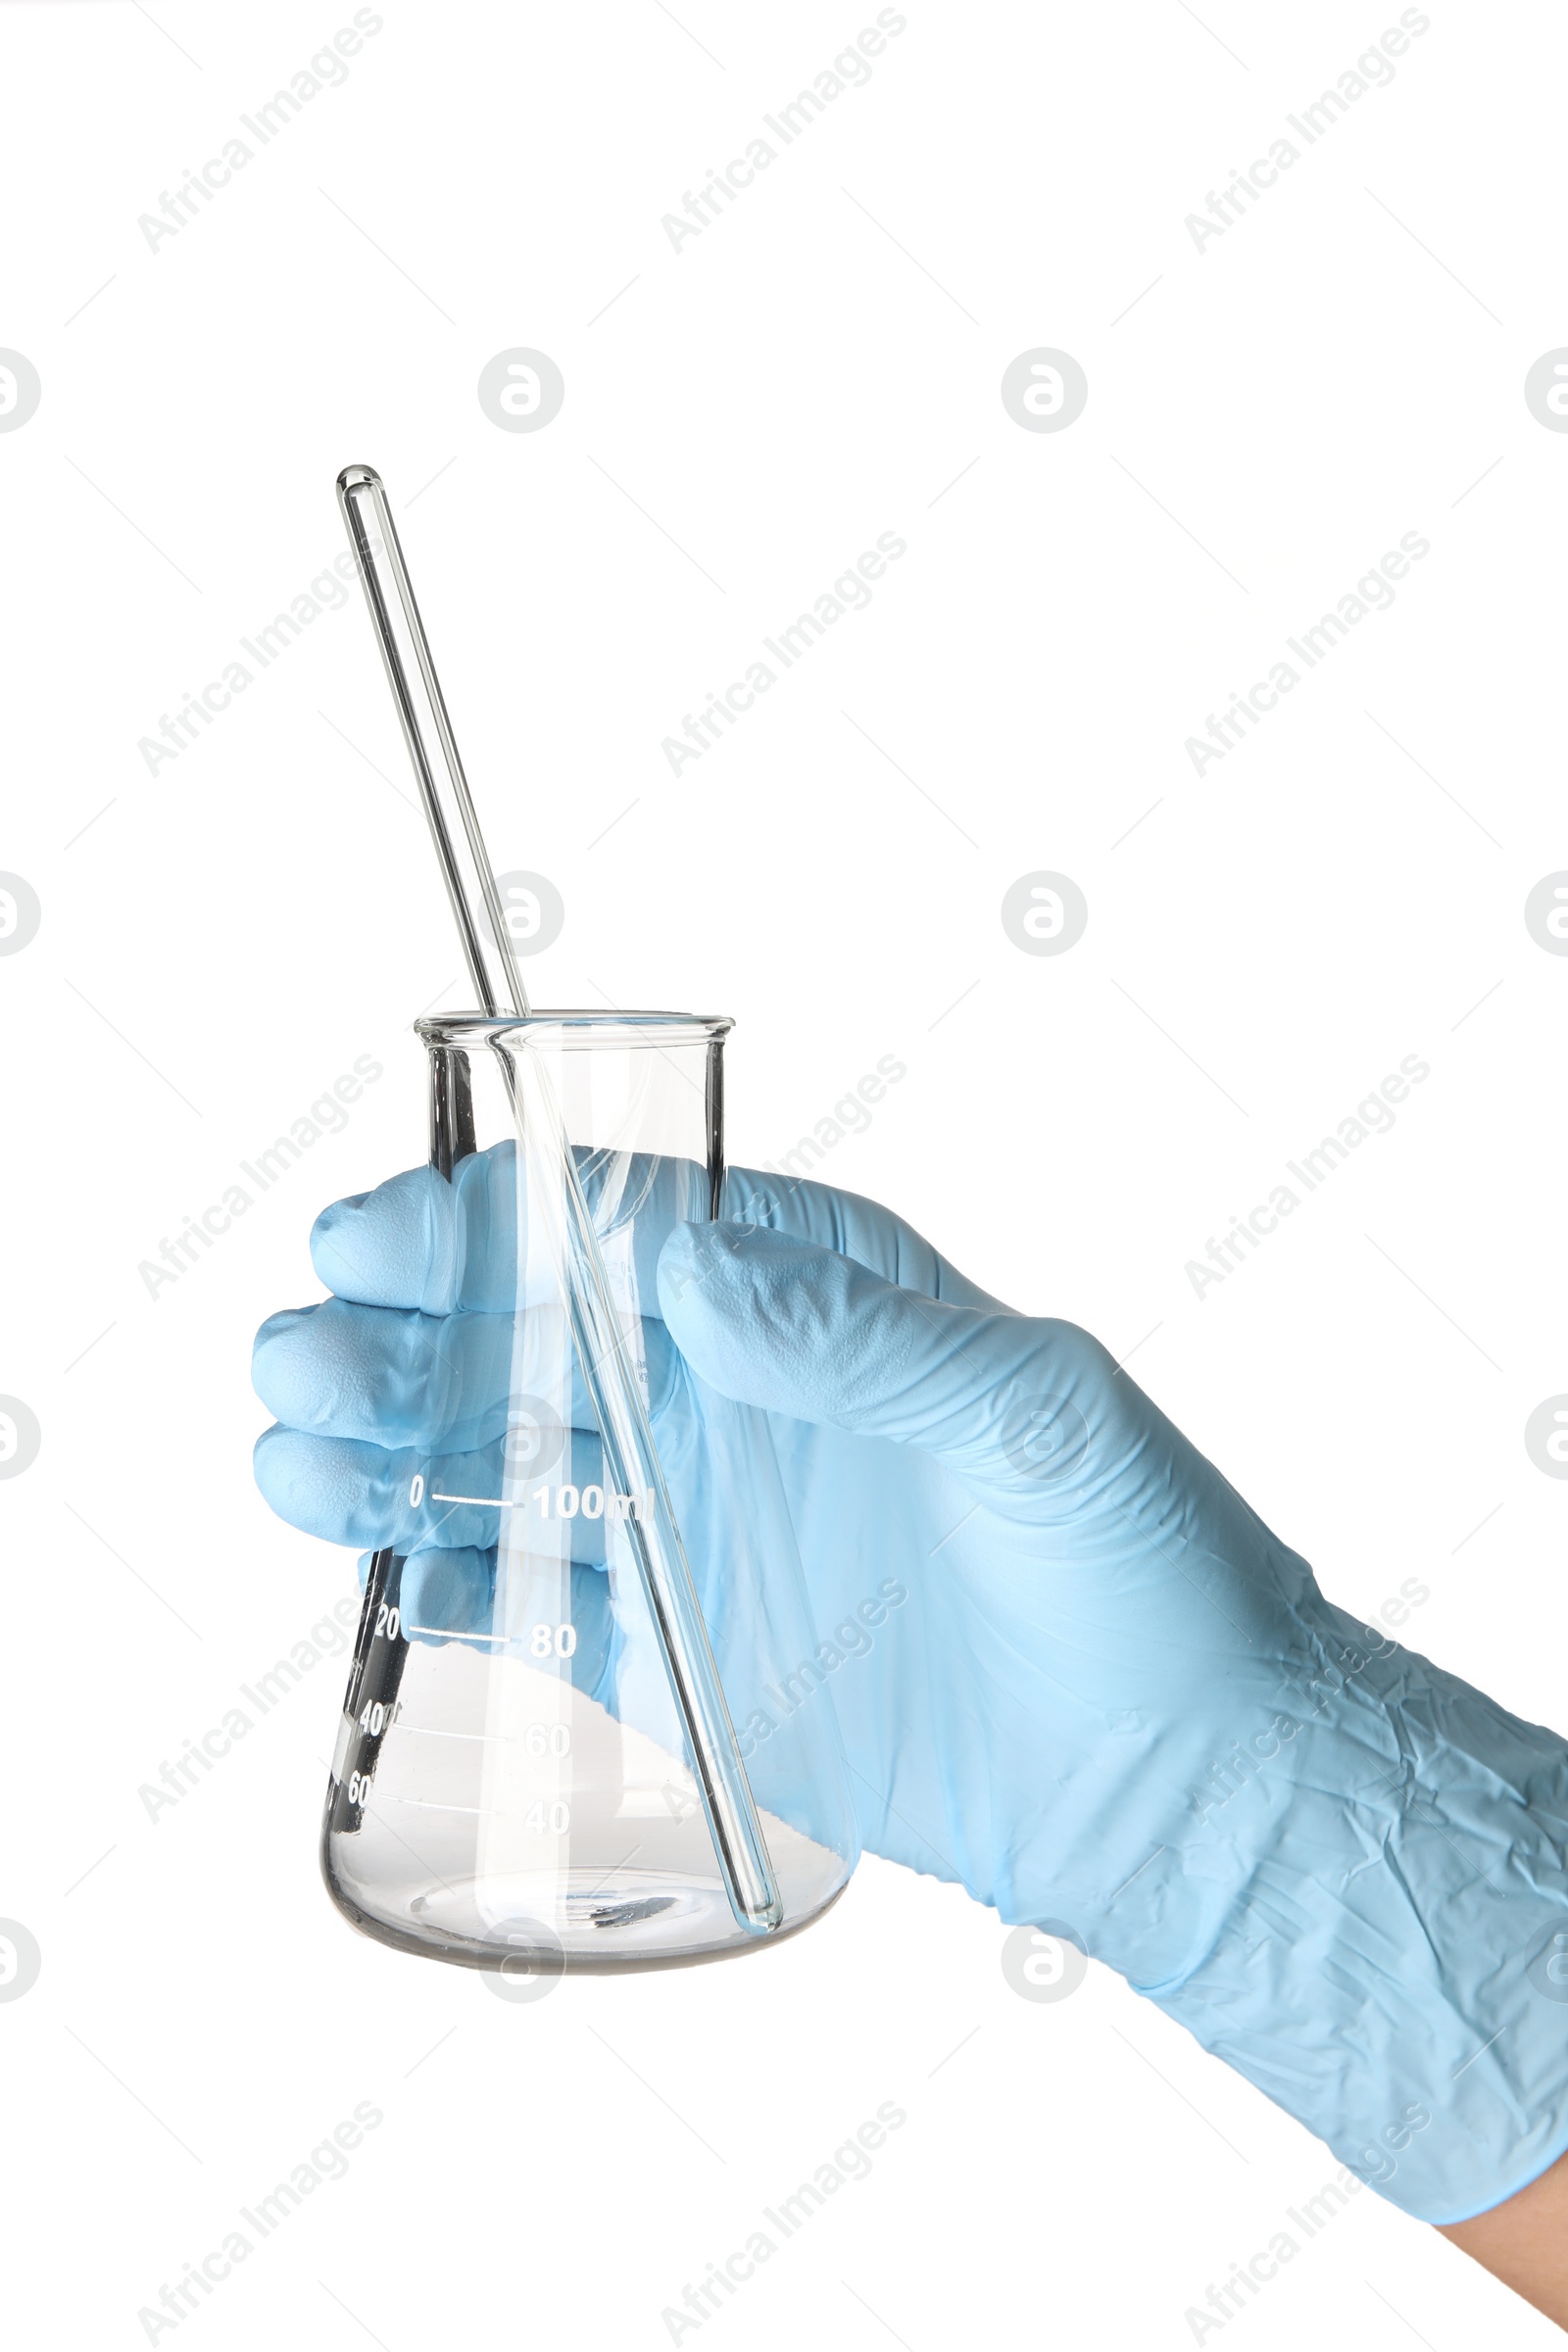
[321,1011,860,1972]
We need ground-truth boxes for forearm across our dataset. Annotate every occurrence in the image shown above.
[1441,2146,1568,2330]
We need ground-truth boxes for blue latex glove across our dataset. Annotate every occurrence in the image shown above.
[254,1151,1568,2225]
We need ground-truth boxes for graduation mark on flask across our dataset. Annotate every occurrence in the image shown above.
[421,1476,655,1520]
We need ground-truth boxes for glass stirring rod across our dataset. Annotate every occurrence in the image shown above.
[334,465,783,1936]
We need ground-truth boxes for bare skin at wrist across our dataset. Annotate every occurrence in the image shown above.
[1439,2146,1568,2329]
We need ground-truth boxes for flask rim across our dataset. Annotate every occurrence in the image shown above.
[416,1009,733,1050]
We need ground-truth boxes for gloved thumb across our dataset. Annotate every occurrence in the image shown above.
[657,1221,1113,1510]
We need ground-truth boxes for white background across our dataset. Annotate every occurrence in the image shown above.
[3,1,1567,2343]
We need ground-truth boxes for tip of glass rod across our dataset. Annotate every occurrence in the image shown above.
[337,462,383,495]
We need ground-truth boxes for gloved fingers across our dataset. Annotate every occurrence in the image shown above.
[253,1424,623,1561]
[254,1298,515,1450]
[252,1296,681,1452]
[310,1163,469,1314]
[308,1143,1000,1321]
[724,1165,1006,1311]
[309,1144,705,1315]
[659,1221,1132,1518]
[397,1544,494,1643]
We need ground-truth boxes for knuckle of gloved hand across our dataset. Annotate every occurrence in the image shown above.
[312,1164,456,1308]
[309,1190,376,1292]
[251,1304,326,1418]
[253,1424,348,1538]
[253,1425,417,1552]
[252,1301,314,1372]
[989,1323,1115,1490]
[1034,1317,1116,1393]
[255,1298,418,1437]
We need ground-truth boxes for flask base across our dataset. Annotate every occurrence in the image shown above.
[321,1842,849,1975]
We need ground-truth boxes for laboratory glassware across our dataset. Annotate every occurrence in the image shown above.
[321,1010,861,1969]
[319,465,859,1967]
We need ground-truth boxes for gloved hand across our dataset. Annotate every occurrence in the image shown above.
[254,1151,1568,2226]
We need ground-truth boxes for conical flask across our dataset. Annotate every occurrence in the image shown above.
[322,1010,860,1972]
